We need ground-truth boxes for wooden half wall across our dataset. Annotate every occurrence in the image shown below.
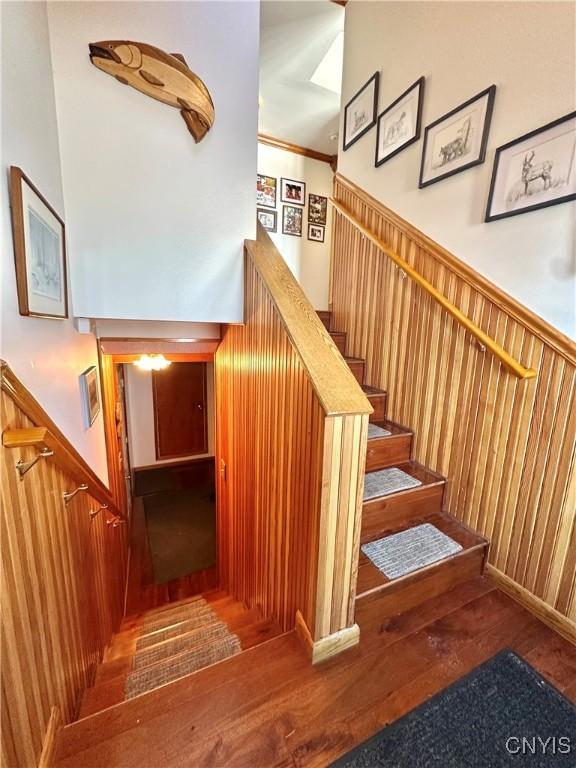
[330,174,576,632]
[215,227,371,656]
[1,363,128,767]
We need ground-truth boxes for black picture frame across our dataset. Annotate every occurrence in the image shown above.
[343,72,380,152]
[419,85,496,188]
[256,173,277,209]
[485,111,576,222]
[375,77,425,168]
[308,194,328,225]
[282,205,303,237]
[257,208,277,232]
[307,223,325,243]
[280,177,306,206]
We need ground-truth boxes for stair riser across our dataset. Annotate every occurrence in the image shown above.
[356,546,487,609]
[347,361,365,385]
[361,483,445,542]
[366,434,412,472]
[367,394,387,422]
[317,311,332,331]
[330,333,346,355]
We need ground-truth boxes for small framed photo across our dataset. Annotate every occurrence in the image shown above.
[256,174,277,209]
[281,177,306,205]
[485,111,576,222]
[375,77,425,167]
[80,366,101,428]
[9,166,68,318]
[419,85,496,188]
[308,224,325,243]
[343,72,379,151]
[282,205,303,237]
[308,194,327,225]
[257,208,277,232]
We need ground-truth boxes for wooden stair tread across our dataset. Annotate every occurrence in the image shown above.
[356,511,488,601]
[364,460,445,501]
[368,419,412,439]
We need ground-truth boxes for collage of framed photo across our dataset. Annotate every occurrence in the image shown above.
[256,173,328,242]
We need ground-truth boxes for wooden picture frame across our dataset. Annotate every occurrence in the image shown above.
[256,174,277,209]
[485,111,576,222]
[308,223,325,243]
[419,85,496,188]
[375,77,425,167]
[343,72,379,151]
[80,366,101,428]
[257,208,277,232]
[9,166,68,318]
[282,205,303,237]
[280,177,306,205]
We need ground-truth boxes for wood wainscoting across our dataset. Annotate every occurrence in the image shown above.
[330,174,576,633]
[1,363,128,767]
[215,226,371,650]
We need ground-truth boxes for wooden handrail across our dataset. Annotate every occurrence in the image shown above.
[1,361,121,514]
[244,225,372,416]
[330,198,537,381]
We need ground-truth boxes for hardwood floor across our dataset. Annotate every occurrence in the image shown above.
[54,576,576,768]
[125,496,219,615]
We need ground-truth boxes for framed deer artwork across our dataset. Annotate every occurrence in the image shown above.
[485,111,576,221]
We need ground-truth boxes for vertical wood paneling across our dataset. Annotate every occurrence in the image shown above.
[216,232,369,643]
[1,384,128,767]
[331,175,576,624]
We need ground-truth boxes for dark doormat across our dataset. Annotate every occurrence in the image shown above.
[143,488,216,584]
[331,649,576,767]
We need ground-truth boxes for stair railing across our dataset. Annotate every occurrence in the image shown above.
[330,198,537,380]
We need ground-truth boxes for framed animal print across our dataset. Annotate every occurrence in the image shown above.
[9,166,68,318]
[485,111,576,222]
[257,174,277,209]
[257,208,277,232]
[308,224,325,243]
[419,85,496,188]
[282,205,303,237]
[343,72,379,151]
[281,178,306,205]
[375,77,425,167]
[308,194,327,225]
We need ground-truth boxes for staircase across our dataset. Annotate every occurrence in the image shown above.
[318,310,488,610]
[78,590,283,718]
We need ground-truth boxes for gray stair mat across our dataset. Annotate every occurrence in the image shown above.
[363,467,422,500]
[368,423,392,439]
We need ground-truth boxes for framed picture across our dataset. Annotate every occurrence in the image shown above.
[256,174,277,209]
[80,366,101,428]
[308,223,325,243]
[419,85,496,188]
[485,111,576,222]
[257,208,277,232]
[9,166,68,318]
[282,205,303,237]
[375,77,425,167]
[343,72,379,151]
[308,194,327,225]
[281,177,306,205]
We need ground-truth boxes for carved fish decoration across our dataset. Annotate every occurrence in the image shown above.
[88,40,214,142]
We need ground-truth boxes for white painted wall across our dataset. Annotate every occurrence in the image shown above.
[1,1,108,480]
[124,362,214,468]
[258,142,333,310]
[339,1,576,338]
[47,1,259,323]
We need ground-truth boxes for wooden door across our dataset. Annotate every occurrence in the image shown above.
[117,365,133,517]
[152,362,207,460]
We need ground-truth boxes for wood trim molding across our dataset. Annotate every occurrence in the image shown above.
[258,133,337,169]
[37,707,62,768]
[98,338,219,356]
[334,173,576,365]
[1,361,120,515]
[296,610,360,663]
[486,564,576,645]
[245,227,372,417]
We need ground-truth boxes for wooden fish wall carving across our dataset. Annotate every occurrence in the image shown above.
[89,40,214,142]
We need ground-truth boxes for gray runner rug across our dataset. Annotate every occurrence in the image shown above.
[368,424,392,439]
[363,467,421,501]
[361,523,462,580]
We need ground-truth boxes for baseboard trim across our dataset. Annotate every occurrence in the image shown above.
[485,564,576,646]
[38,706,62,768]
[295,610,360,663]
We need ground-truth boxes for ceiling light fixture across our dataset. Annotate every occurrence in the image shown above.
[134,354,171,371]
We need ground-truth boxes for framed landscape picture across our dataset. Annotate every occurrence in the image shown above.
[485,111,576,222]
[375,77,425,167]
[256,174,277,209]
[9,166,68,318]
[281,177,306,205]
[308,223,325,243]
[80,366,101,428]
[419,85,496,188]
[257,208,277,232]
[343,72,379,151]
[282,205,303,237]
[308,194,327,225]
